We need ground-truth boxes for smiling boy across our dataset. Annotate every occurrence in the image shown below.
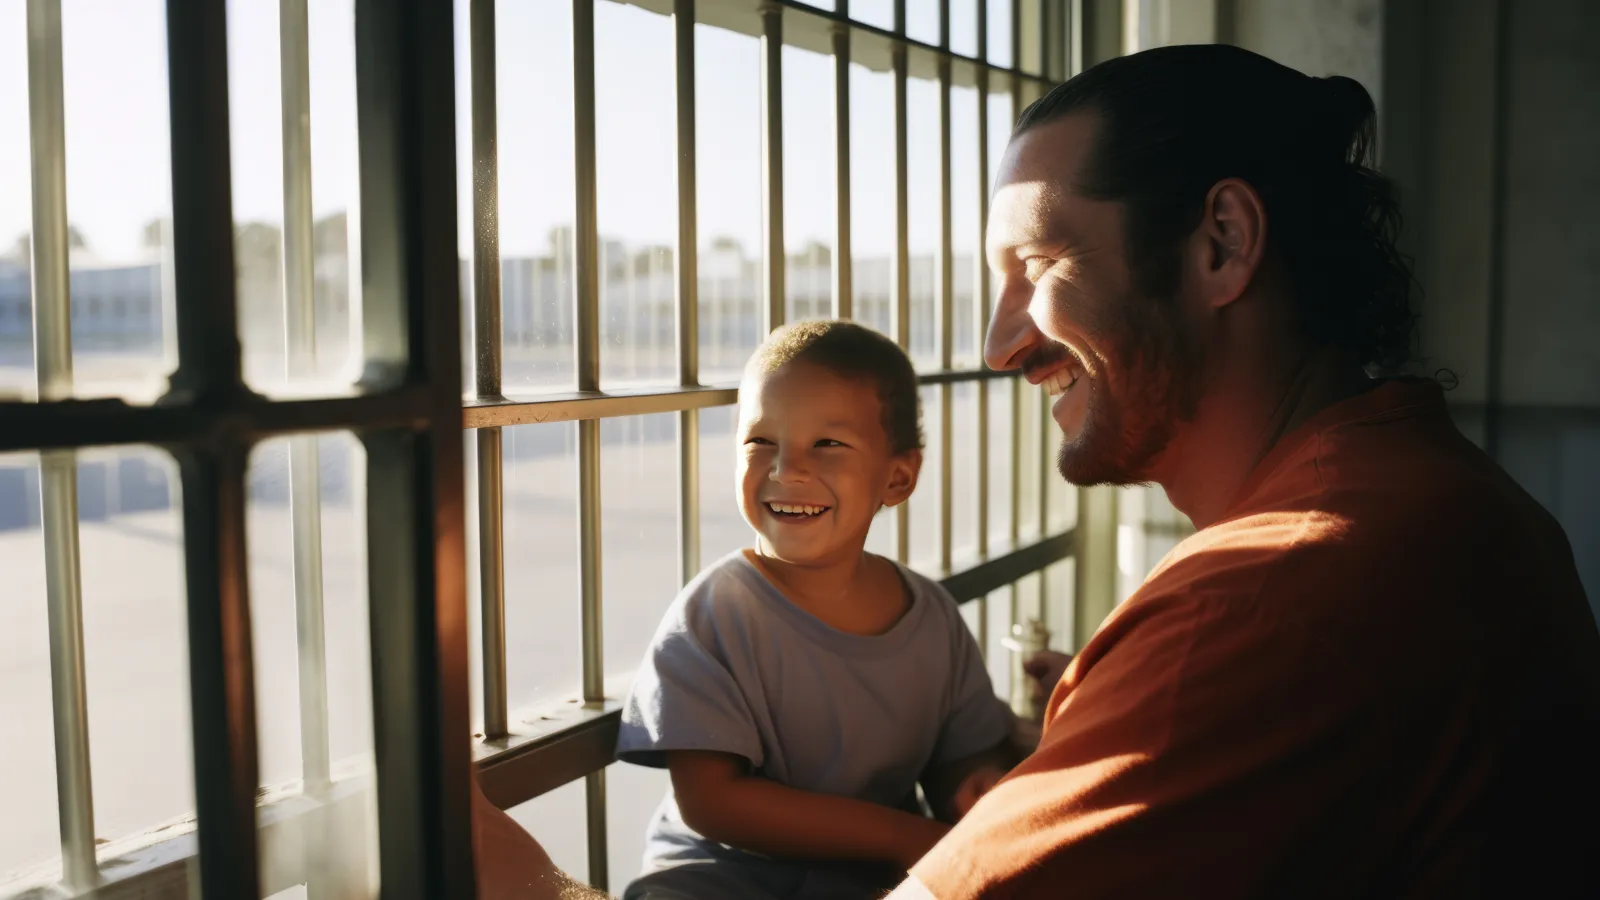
[614,321,1015,900]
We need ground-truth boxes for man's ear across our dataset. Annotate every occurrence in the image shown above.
[1192,177,1267,311]
[882,449,923,508]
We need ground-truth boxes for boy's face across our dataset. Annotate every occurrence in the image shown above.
[736,361,921,567]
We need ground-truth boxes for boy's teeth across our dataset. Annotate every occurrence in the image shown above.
[771,503,825,516]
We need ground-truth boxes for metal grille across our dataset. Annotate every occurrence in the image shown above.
[4,0,1079,895]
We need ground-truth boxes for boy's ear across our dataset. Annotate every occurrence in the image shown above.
[882,449,923,508]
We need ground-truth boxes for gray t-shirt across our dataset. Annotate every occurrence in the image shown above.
[616,551,1012,897]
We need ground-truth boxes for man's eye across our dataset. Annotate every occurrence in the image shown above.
[1023,258,1053,282]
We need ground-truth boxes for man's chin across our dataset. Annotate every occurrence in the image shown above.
[1055,438,1148,488]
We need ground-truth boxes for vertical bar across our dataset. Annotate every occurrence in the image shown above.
[40,450,96,892]
[471,0,503,402]
[937,0,953,575]
[760,3,785,334]
[476,429,508,737]
[892,0,910,564]
[281,0,334,801]
[974,0,991,655]
[1011,0,1023,80]
[471,0,510,741]
[27,0,71,404]
[163,1,264,895]
[164,0,246,404]
[26,0,97,890]
[573,0,609,886]
[676,0,702,586]
[831,8,852,321]
[355,0,475,895]
[173,448,262,898]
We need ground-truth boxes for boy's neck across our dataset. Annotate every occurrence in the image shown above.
[746,545,908,637]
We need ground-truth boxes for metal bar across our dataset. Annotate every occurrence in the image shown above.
[163,0,246,405]
[1484,0,1511,460]
[472,0,504,401]
[936,0,953,575]
[891,0,910,565]
[162,1,263,894]
[474,703,624,809]
[676,0,702,587]
[477,429,509,738]
[40,455,97,892]
[289,436,332,793]
[354,0,475,896]
[831,13,852,321]
[1012,0,1023,84]
[27,0,72,405]
[760,3,785,334]
[0,387,433,453]
[471,0,510,743]
[574,0,601,395]
[573,0,609,884]
[27,0,97,890]
[974,0,991,657]
[280,0,334,807]
[173,447,262,898]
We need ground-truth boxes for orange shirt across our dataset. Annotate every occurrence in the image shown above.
[913,380,1600,898]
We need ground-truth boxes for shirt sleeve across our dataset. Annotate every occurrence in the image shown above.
[912,592,1384,899]
[931,592,1016,766]
[615,590,765,770]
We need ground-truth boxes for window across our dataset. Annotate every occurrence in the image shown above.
[1,0,1078,896]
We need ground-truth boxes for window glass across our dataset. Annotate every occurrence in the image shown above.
[784,45,837,325]
[848,63,893,338]
[0,447,191,879]
[495,0,578,392]
[246,432,378,893]
[502,422,582,710]
[696,25,763,385]
[598,2,677,389]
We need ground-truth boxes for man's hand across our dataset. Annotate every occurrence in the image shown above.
[1022,649,1074,717]
[950,765,1008,820]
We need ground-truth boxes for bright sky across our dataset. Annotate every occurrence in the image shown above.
[0,0,1016,264]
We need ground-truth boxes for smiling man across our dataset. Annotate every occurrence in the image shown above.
[475,44,1600,899]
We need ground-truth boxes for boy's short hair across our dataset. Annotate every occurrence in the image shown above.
[745,320,924,454]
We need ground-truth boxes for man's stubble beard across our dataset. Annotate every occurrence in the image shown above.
[1054,286,1204,488]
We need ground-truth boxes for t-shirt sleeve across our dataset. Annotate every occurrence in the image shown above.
[912,592,1383,899]
[615,590,765,770]
[931,593,1015,766]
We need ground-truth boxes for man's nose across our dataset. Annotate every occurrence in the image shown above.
[985,278,1043,372]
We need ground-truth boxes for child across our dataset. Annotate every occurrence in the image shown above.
[616,321,1016,900]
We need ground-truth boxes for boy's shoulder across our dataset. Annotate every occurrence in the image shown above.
[670,551,771,625]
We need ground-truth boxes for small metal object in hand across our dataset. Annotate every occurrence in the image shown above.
[1002,618,1051,722]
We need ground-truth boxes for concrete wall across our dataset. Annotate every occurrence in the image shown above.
[1382,0,1600,610]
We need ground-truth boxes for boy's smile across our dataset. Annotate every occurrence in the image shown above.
[737,361,920,567]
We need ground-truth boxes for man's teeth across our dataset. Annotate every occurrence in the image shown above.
[1042,367,1080,397]
[769,503,827,516]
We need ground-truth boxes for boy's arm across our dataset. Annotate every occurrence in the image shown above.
[920,738,1019,822]
[669,750,950,871]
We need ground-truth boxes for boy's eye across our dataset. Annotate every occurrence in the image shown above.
[815,439,846,448]
[744,436,773,446]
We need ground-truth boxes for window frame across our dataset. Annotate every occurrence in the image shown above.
[2,0,1080,896]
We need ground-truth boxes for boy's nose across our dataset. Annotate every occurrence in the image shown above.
[771,448,812,482]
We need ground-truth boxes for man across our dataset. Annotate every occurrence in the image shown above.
[476,44,1600,898]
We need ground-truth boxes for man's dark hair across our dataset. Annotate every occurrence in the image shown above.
[1016,44,1417,374]
[746,320,924,454]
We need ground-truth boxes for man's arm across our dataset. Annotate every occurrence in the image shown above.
[669,750,950,870]
[473,777,612,900]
